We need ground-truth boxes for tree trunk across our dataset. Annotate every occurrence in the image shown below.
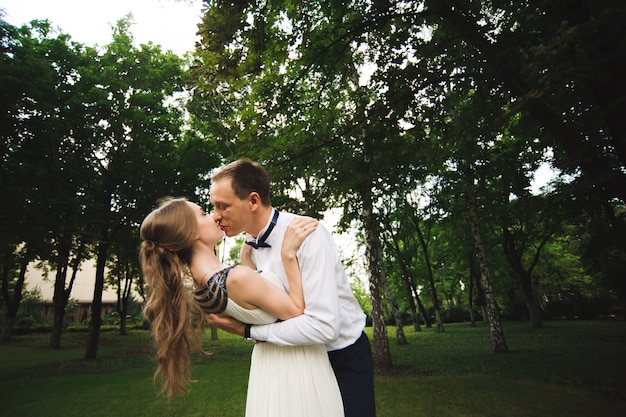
[362,185,392,368]
[49,242,70,349]
[85,240,109,360]
[118,263,133,336]
[413,284,431,328]
[465,175,509,353]
[120,297,128,336]
[414,218,444,332]
[502,227,543,328]
[0,317,16,342]
[49,291,66,349]
[383,272,407,345]
[404,278,421,332]
[1,251,29,343]
[472,273,489,323]
[387,229,421,332]
[468,251,477,327]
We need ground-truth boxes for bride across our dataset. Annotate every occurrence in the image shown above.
[139,197,343,417]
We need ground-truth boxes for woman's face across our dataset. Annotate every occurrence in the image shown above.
[187,202,224,245]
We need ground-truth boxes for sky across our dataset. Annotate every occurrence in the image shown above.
[1,0,204,55]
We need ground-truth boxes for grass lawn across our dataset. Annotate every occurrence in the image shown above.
[1,320,625,416]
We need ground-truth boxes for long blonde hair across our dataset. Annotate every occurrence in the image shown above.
[139,197,203,399]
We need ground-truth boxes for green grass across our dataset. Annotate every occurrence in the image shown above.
[1,321,625,417]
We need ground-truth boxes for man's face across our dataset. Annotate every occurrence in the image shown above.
[209,177,252,237]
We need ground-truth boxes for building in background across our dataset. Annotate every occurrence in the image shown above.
[25,261,124,323]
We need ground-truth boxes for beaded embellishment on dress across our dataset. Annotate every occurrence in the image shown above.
[193,266,234,314]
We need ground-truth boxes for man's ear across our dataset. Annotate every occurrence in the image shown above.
[249,192,261,210]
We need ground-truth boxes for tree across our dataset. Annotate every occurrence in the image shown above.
[81,15,219,360]
[191,1,625,351]
[192,1,403,368]
[500,195,563,328]
[107,232,141,336]
[409,209,445,332]
[0,245,30,341]
[0,12,218,356]
[430,0,626,202]
[0,18,94,344]
[464,169,509,353]
[380,201,421,334]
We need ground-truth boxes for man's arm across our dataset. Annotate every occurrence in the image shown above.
[250,225,343,346]
[206,314,246,336]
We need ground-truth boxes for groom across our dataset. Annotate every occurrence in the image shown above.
[207,159,376,417]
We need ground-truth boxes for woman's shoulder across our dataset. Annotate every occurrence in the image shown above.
[227,266,282,287]
[212,265,236,281]
[195,266,235,289]
[225,265,256,280]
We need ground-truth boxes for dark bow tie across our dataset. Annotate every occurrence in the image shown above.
[245,210,279,249]
[246,240,271,249]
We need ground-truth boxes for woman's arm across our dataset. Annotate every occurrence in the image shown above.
[225,217,317,320]
[281,217,318,310]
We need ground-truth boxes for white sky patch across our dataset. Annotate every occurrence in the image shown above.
[531,162,559,195]
[1,0,204,55]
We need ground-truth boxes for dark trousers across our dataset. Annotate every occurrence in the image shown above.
[328,332,376,417]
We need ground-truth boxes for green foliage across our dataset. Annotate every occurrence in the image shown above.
[348,275,372,320]
[190,0,626,306]
[0,14,223,350]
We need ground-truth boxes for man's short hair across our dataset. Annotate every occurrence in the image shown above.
[211,159,271,206]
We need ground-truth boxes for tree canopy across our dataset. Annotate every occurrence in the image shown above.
[0,14,220,352]
[190,0,625,363]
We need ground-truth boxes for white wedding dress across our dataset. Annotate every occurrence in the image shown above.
[224,270,344,417]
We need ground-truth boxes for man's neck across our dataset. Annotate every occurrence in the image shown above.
[250,205,274,238]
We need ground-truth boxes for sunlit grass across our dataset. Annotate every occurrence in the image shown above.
[1,321,625,417]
